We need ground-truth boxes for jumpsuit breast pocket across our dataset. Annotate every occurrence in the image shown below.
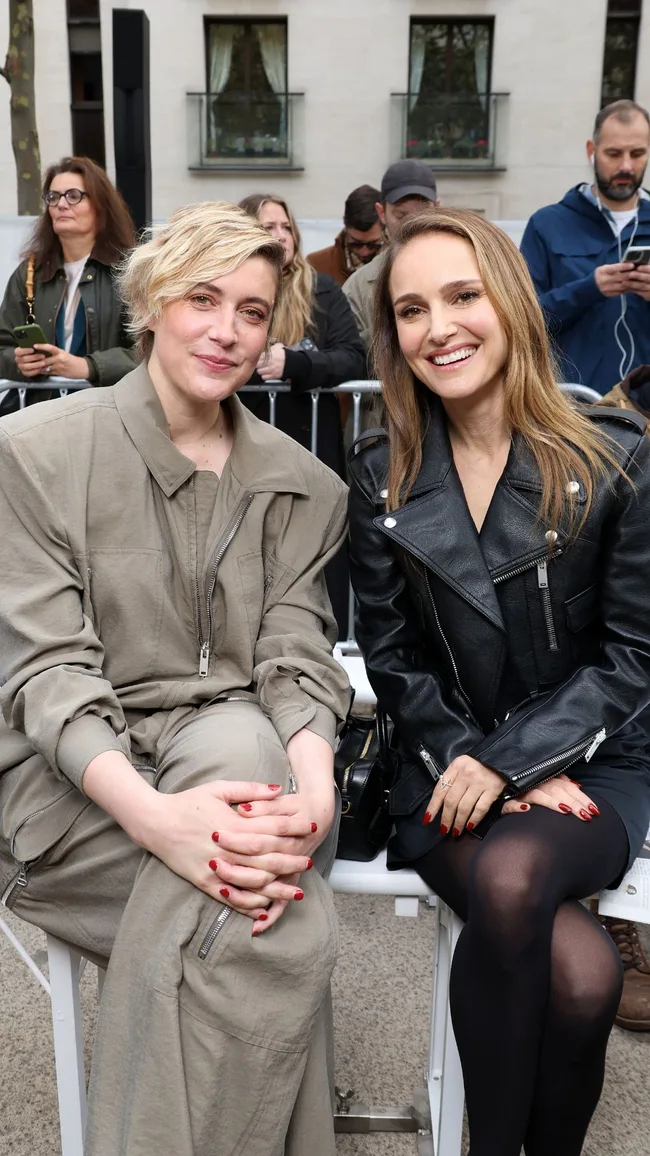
[85,547,165,682]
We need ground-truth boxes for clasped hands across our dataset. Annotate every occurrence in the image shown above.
[145,781,330,936]
[423,755,601,837]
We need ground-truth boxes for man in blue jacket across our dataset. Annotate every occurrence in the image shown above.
[521,99,650,394]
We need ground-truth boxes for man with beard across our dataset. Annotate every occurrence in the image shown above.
[521,100,650,393]
[307,184,384,286]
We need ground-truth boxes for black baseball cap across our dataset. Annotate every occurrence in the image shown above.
[381,160,438,204]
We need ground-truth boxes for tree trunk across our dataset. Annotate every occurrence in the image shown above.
[0,0,42,215]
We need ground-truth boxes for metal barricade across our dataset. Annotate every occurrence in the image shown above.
[0,377,93,407]
[240,380,381,455]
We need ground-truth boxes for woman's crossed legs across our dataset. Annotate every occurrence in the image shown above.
[415,798,628,1156]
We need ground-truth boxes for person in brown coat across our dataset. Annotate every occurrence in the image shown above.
[307,184,384,286]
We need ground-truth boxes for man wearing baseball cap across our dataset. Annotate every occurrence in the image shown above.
[343,160,439,351]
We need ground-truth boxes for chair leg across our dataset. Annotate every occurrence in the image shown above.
[47,933,87,1156]
[427,902,464,1155]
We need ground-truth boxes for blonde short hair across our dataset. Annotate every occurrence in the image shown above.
[118,200,284,357]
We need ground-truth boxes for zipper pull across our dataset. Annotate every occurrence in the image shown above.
[198,643,210,678]
[537,559,548,588]
[584,728,606,762]
[419,745,442,780]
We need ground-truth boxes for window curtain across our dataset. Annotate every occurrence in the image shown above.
[409,25,427,112]
[474,27,489,111]
[255,24,287,135]
[208,23,236,150]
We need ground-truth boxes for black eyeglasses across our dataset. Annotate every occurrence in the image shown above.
[346,237,383,252]
[44,188,89,207]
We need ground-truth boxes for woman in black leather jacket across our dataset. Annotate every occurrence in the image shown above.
[348,209,650,1156]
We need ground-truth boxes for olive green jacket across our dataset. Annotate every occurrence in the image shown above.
[0,364,350,861]
[0,247,137,385]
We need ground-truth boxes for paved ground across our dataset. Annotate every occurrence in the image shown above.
[1,894,649,1155]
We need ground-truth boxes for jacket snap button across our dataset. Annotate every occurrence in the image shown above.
[567,480,579,494]
[545,529,558,543]
[384,517,397,528]
[380,488,388,499]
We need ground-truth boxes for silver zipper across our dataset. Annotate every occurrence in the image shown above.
[197,491,254,677]
[1,864,28,908]
[10,797,72,857]
[424,570,471,705]
[493,547,563,586]
[536,560,559,651]
[198,905,232,960]
[510,727,606,785]
[419,745,443,781]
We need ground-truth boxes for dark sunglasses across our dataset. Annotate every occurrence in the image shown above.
[44,188,89,207]
[346,237,383,251]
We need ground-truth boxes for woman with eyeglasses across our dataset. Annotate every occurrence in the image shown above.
[0,156,137,401]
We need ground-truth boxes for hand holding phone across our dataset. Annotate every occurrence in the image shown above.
[12,323,51,351]
[622,244,650,267]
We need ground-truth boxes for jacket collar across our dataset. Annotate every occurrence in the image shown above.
[39,240,123,283]
[113,363,310,498]
[374,398,568,632]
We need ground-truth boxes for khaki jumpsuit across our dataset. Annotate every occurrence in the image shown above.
[0,365,351,1156]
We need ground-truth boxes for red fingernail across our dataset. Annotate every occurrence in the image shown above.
[520,803,530,811]
[211,832,219,843]
[467,822,475,831]
[306,859,314,869]
[452,828,460,838]
[311,822,318,833]
[439,824,448,836]
[220,887,230,898]
[209,859,218,871]
[423,812,432,825]
[558,803,572,814]
[252,929,261,937]
[269,785,281,790]
[571,781,582,787]
[588,803,600,816]
[580,809,592,821]
[257,912,268,921]
[294,889,304,900]
[241,803,252,812]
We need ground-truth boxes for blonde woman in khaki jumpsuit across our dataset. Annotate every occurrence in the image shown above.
[0,202,351,1156]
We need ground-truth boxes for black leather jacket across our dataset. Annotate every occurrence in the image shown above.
[348,402,650,814]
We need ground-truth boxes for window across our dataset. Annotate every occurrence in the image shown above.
[66,0,105,167]
[204,19,288,160]
[601,1,642,104]
[407,19,494,161]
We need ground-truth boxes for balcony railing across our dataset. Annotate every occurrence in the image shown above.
[186,91,305,171]
[390,91,509,170]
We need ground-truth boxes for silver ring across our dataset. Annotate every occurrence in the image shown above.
[439,776,453,791]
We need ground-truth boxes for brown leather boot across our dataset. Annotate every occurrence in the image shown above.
[599,915,650,1031]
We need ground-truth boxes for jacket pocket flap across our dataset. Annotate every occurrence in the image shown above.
[389,763,432,817]
[565,584,599,632]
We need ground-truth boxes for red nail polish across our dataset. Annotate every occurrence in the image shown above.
[520,803,530,811]
[209,859,218,871]
[571,781,582,788]
[439,824,448,836]
[241,803,252,812]
[306,859,314,870]
[452,828,460,838]
[294,889,304,900]
[467,822,475,831]
[257,913,268,921]
[252,930,260,937]
[588,803,600,816]
[220,887,230,898]
[423,812,432,825]
[558,803,572,814]
[580,809,592,821]
[311,822,318,833]
[269,784,281,790]
[211,832,219,843]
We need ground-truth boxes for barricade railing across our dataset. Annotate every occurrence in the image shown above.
[0,377,605,653]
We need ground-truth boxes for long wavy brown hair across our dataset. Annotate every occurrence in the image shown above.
[375,210,625,529]
[239,193,314,345]
[23,156,136,278]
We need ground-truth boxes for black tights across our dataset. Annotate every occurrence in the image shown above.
[415,799,628,1156]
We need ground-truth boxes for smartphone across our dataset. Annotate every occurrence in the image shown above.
[622,244,650,267]
[12,323,50,351]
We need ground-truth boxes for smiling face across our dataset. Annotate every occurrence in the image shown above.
[256,200,296,267]
[148,256,276,406]
[390,231,508,405]
[47,171,98,244]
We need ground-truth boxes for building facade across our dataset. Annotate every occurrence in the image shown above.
[1,0,649,225]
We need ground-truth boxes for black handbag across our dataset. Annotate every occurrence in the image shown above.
[334,709,398,861]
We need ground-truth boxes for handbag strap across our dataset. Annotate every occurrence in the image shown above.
[25,255,36,323]
[376,708,391,762]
